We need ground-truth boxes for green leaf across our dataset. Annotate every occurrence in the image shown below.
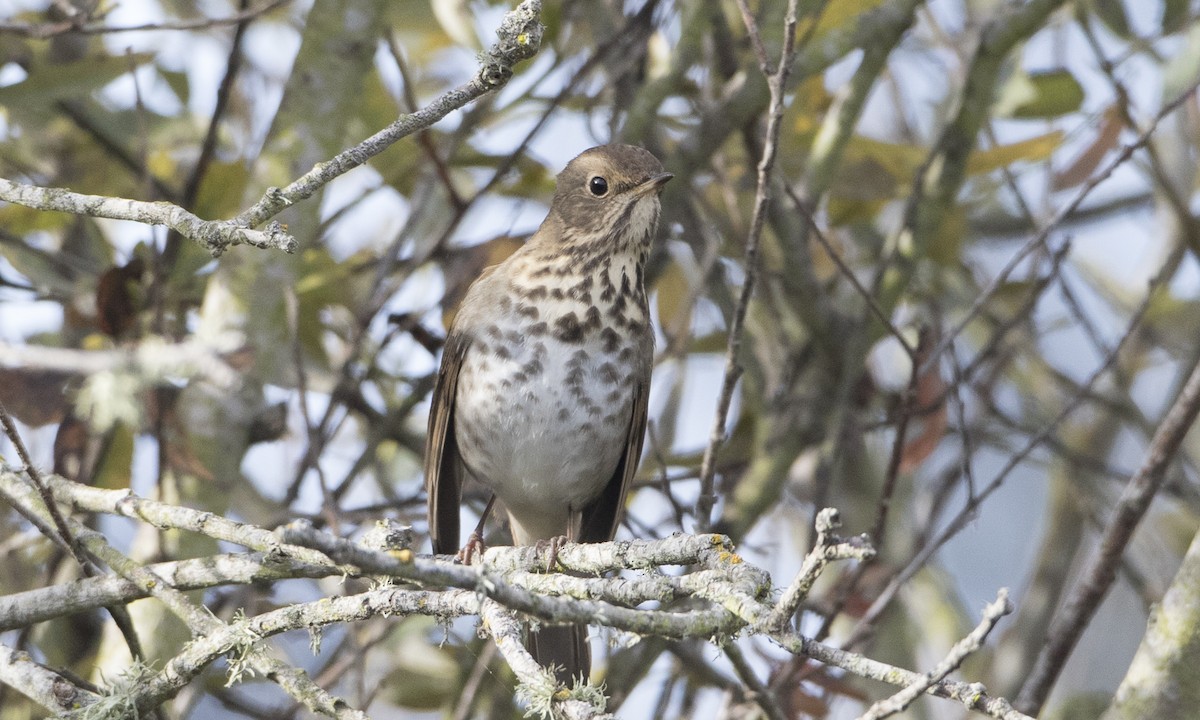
[1092,0,1131,38]
[1162,0,1190,34]
[0,52,155,113]
[967,131,1064,175]
[995,70,1085,119]
[159,68,190,106]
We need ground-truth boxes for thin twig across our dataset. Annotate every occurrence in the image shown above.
[919,78,1200,376]
[695,0,799,532]
[1015,337,1200,713]
[782,184,914,357]
[0,403,86,567]
[855,590,1013,720]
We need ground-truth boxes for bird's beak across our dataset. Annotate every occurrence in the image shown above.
[634,172,674,195]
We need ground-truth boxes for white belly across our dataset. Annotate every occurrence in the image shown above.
[453,322,636,540]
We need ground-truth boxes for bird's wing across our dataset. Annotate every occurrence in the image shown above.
[578,376,649,543]
[426,330,470,555]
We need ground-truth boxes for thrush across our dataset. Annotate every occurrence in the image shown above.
[426,144,671,684]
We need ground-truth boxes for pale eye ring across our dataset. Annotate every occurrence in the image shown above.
[588,176,609,197]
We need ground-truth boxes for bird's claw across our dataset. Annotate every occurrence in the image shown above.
[535,536,569,572]
[456,532,486,565]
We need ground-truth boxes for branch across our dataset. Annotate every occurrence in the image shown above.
[231,0,544,229]
[696,0,800,532]
[1016,341,1200,714]
[0,473,1028,720]
[0,178,295,257]
[0,640,100,715]
[855,590,1013,720]
[0,337,241,389]
[0,0,543,258]
[766,508,875,630]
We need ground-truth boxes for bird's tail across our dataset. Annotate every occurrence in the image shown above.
[527,623,590,686]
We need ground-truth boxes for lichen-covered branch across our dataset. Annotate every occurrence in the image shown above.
[231,0,544,229]
[0,177,295,257]
[0,0,543,258]
[0,462,1029,720]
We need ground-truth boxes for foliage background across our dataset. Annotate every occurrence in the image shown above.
[1,0,1200,718]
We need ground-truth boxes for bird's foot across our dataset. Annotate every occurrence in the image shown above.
[534,535,569,572]
[456,532,487,565]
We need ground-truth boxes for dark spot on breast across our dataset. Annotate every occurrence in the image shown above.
[551,287,565,300]
[512,371,528,384]
[499,295,512,312]
[522,285,548,301]
[522,358,543,376]
[599,362,620,384]
[528,321,548,335]
[558,406,571,421]
[606,388,622,403]
[568,348,588,369]
[554,313,584,343]
[517,304,539,320]
[487,325,503,340]
[494,345,512,360]
[618,347,634,362]
[584,305,601,329]
[608,292,627,318]
[600,327,620,354]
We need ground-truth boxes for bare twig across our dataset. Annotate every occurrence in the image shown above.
[855,590,1013,720]
[1015,342,1200,713]
[232,0,544,229]
[844,255,1167,649]
[696,0,800,532]
[766,508,874,630]
[0,403,85,567]
[919,78,1200,376]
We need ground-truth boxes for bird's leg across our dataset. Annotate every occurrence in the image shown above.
[535,536,569,573]
[535,510,581,572]
[457,494,497,565]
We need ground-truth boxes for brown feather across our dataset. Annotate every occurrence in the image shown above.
[425,331,470,555]
[578,377,649,543]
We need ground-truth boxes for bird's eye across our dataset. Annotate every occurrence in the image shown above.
[588,176,609,197]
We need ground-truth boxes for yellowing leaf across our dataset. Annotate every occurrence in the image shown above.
[967,131,1063,175]
[800,0,889,39]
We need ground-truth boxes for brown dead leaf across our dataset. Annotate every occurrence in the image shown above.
[898,329,948,474]
[1052,104,1124,191]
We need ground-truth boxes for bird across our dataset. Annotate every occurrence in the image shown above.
[425,143,671,684]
